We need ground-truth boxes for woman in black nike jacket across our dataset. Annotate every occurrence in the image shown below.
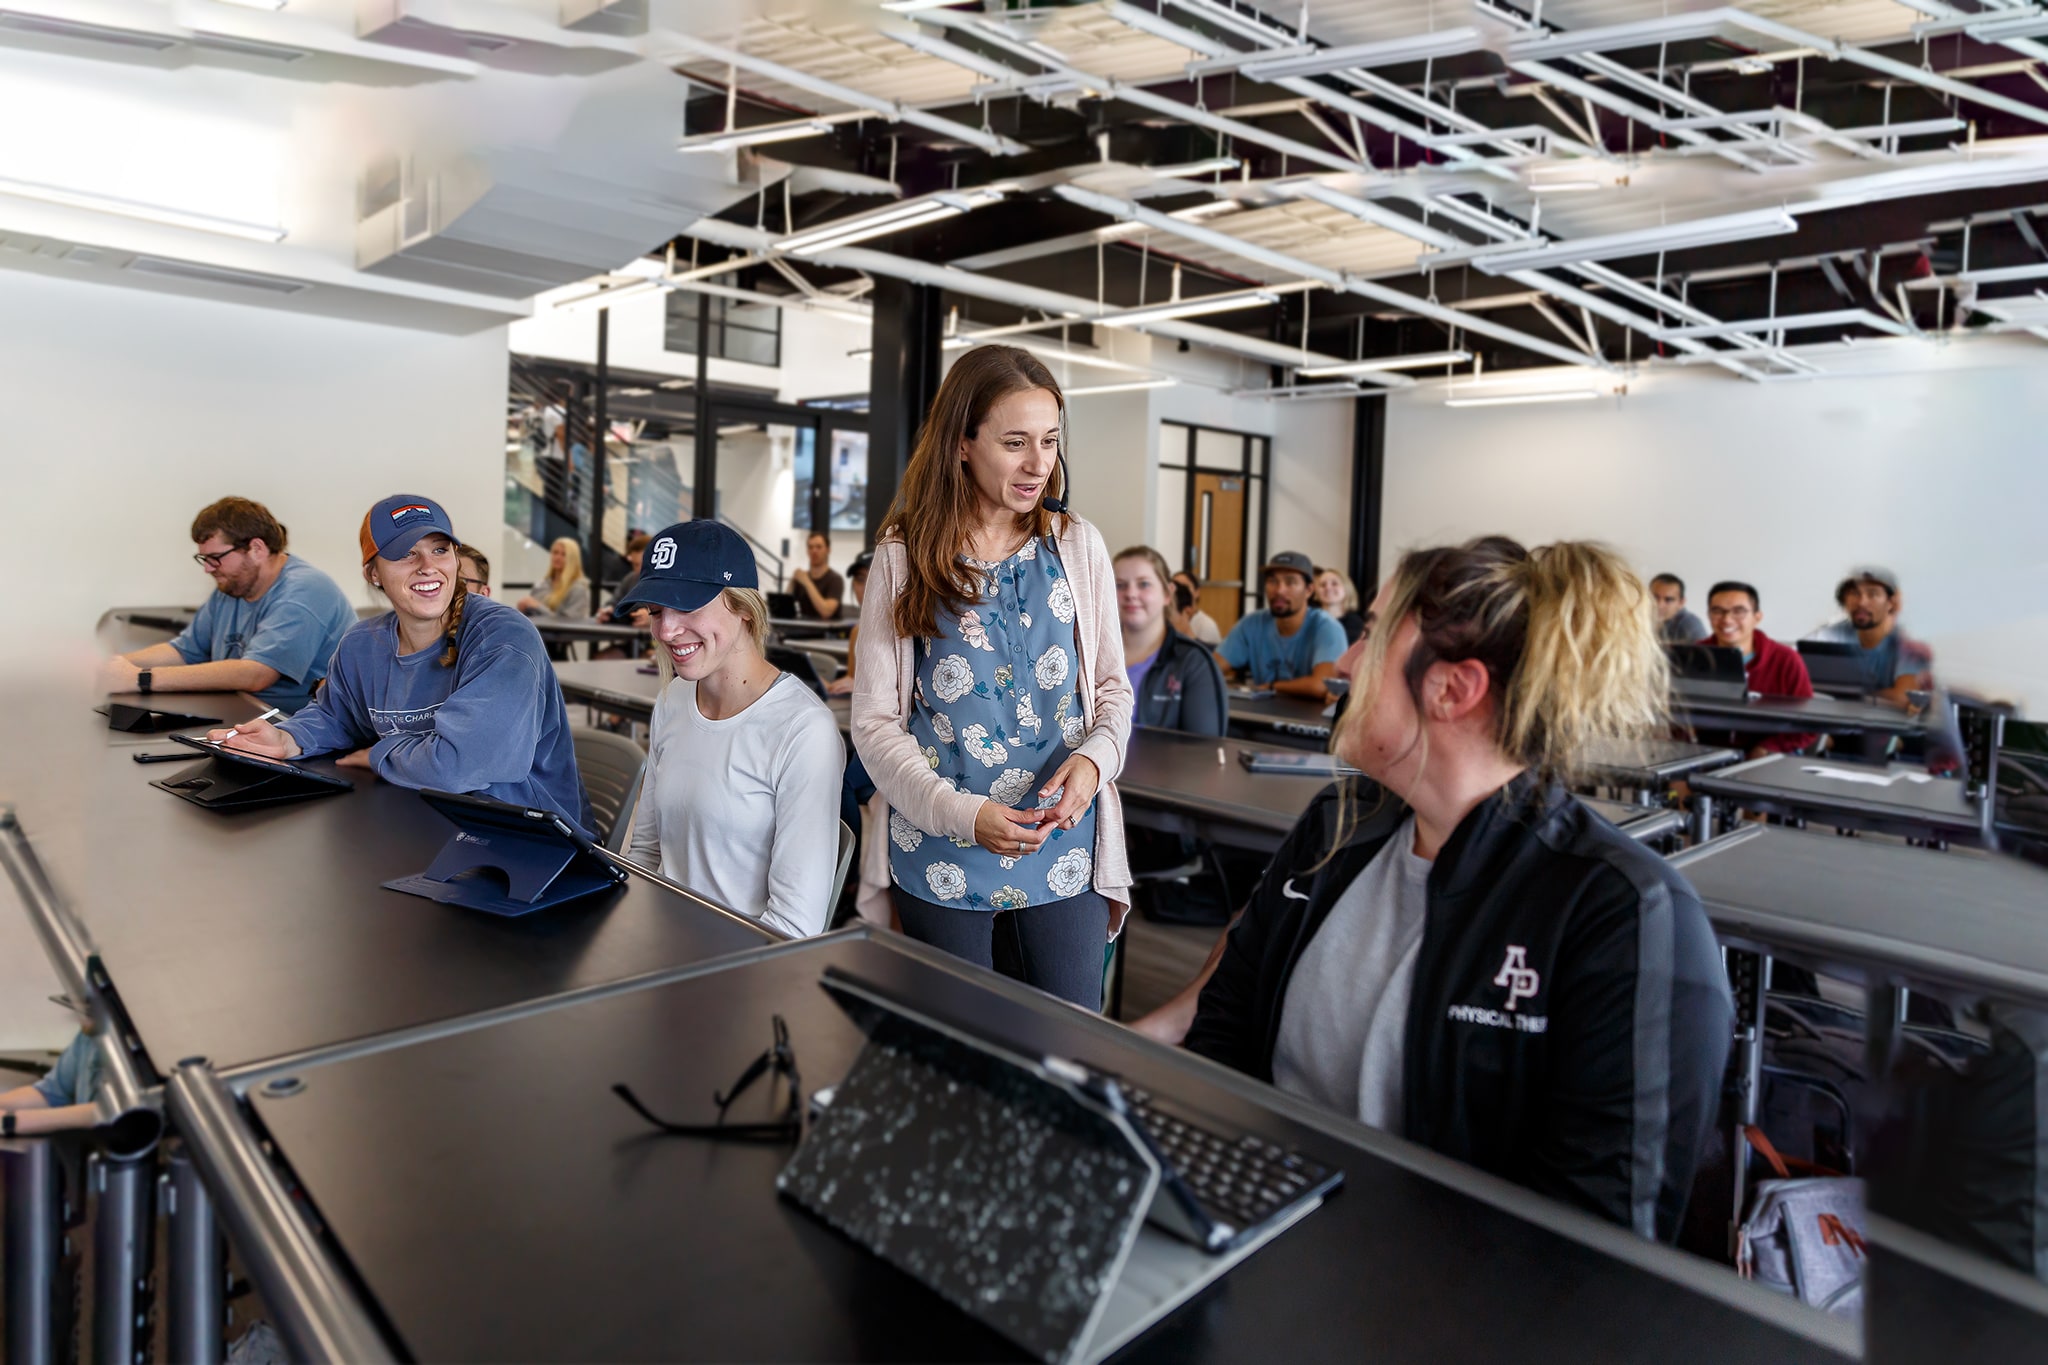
[1176,536,1732,1242]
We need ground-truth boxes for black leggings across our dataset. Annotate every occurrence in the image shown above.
[891,887,1108,1011]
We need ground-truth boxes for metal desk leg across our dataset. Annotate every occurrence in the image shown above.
[90,1153,155,1365]
[5,1139,66,1365]
[165,1149,224,1365]
[1725,949,1770,1256]
[1692,793,1715,846]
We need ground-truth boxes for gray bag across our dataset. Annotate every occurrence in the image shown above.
[1735,1126,1867,1319]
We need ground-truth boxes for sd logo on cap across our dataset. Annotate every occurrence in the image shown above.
[613,520,756,615]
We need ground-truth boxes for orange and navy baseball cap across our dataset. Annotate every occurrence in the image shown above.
[367,494,457,562]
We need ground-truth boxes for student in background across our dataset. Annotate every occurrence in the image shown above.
[0,1026,103,1137]
[212,495,590,830]
[456,544,492,597]
[851,344,1133,1009]
[595,531,650,622]
[100,497,354,713]
[1217,551,1347,702]
[790,530,845,621]
[622,520,845,938]
[1650,573,1707,645]
[1313,565,1368,643]
[1116,546,1227,735]
[517,537,591,621]
[825,551,873,696]
[1183,536,1730,1242]
[1812,566,1934,706]
[1702,581,1815,756]
[1171,569,1223,647]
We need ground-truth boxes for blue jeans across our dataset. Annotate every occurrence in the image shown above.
[891,887,1107,1011]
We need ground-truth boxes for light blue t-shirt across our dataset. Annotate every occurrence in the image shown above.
[169,555,356,713]
[1219,607,1347,685]
[890,535,1099,912]
[33,1030,101,1108]
[278,595,591,832]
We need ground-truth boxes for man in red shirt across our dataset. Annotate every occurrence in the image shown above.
[1702,581,1816,757]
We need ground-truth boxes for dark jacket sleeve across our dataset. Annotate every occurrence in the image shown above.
[1524,868,1732,1240]
[1183,792,1337,1078]
[1175,638,1230,738]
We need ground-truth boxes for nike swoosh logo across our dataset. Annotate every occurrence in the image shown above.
[1281,879,1309,902]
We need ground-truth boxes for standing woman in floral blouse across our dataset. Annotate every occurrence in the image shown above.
[852,345,1133,1008]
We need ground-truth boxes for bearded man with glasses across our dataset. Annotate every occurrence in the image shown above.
[99,496,355,713]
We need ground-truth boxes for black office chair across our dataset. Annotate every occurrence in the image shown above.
[767,645,831,700]
[572,726,647,852]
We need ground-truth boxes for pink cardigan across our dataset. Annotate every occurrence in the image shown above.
[851,516,1134,921]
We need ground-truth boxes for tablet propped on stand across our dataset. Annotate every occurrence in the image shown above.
[98,702,223,734]
[383,789,626,917]
[149,733,353,811]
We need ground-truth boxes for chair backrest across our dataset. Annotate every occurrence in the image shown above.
[767,645,830,699]
[572,726,647,852]
[831,818,856,913]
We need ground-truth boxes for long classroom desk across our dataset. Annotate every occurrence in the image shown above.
[1675,688,1927,740]
[1688,753,1983,846]
[185,929,1855,1364]
[555,661,1683,854]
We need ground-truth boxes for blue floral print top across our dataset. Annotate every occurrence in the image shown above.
[889,534,1098,911]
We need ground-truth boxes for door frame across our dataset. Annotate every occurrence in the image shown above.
[1163,421,1271,621]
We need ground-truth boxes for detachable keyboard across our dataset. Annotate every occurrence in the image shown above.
[1114,1082,1342,1253]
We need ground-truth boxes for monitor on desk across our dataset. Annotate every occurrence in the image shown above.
[1796,640,1868,699]
[1667,643,1747,699]
[766,591,799,619]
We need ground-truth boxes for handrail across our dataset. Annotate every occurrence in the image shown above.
[716,514,787,590]
[0,809,162,1157]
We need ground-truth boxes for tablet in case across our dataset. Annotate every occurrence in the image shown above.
[100,703,223,734]
[149,734,352,811]
[384,790,627,917]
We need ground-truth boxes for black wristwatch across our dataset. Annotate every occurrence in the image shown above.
[3,1111,17,1138]
[137,669,153,695]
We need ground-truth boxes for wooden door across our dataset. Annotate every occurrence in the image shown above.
[1191,471,1247,633]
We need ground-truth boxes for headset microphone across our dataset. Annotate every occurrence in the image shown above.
[1042,449,1072,515]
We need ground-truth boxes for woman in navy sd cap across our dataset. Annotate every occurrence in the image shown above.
[210,494,591,831]
[619,520,846,938]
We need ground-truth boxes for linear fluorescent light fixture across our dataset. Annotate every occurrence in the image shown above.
[1298,350,1471,376]
[879,0,968,10]
[1458,209,1799,276]
[1661,308,1910,340]
[1065,378,1178,396]
[1957,261,2048,285]
[214,0,288,8]
[779,190,1001,256]
[1240,27,1484,79]
[1144,157,1241,178]
[552,277,662,310]
[0,174,285,242]
[1100,290,1278,328]
[1527,180,1603,194]
[684,120,833,153]
[1444,389,1602,407]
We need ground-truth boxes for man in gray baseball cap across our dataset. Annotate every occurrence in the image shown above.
[1814,564,1933,706]
[1216,549,1347,701]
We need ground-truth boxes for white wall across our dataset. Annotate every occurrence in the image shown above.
[0,268,507,1049]
[1383,338,2048,711]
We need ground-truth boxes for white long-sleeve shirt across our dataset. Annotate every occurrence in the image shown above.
[627,673,846,938]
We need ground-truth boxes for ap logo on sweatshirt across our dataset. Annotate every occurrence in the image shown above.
[1492,945,1540,1011]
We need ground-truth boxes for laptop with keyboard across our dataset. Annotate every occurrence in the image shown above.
[787,967,1339,1363]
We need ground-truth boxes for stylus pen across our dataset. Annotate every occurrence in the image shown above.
[219,706,284,742]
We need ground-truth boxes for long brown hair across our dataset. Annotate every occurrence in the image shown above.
[880,345,1069,640]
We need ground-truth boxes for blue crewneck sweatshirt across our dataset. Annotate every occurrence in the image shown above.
[279,595,590,831]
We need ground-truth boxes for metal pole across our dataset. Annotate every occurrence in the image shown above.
[164,1149,224,1365]
[1727,949,1770,1256]
[1692,793,1715,846]
[4,1139,65,1365]
[90,1153,155,1365]
[165,1065,395,1365]
[692,291,714,520]
[589,308,610,598]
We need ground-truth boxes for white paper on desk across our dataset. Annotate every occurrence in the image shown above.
[1800,765,1934,787]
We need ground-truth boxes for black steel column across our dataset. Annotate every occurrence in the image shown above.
[588,308,610,594]
[4,1138,66,1365]
[1348,394,1386,597]
[165,1148,224,1365]
[692,295,715,520]
[864,277,943,546]
[91,1151,156,1365]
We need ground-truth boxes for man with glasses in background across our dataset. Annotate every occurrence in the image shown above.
[1700,580,1816,758]
[99,497,354,713]
[456,544,493,598]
